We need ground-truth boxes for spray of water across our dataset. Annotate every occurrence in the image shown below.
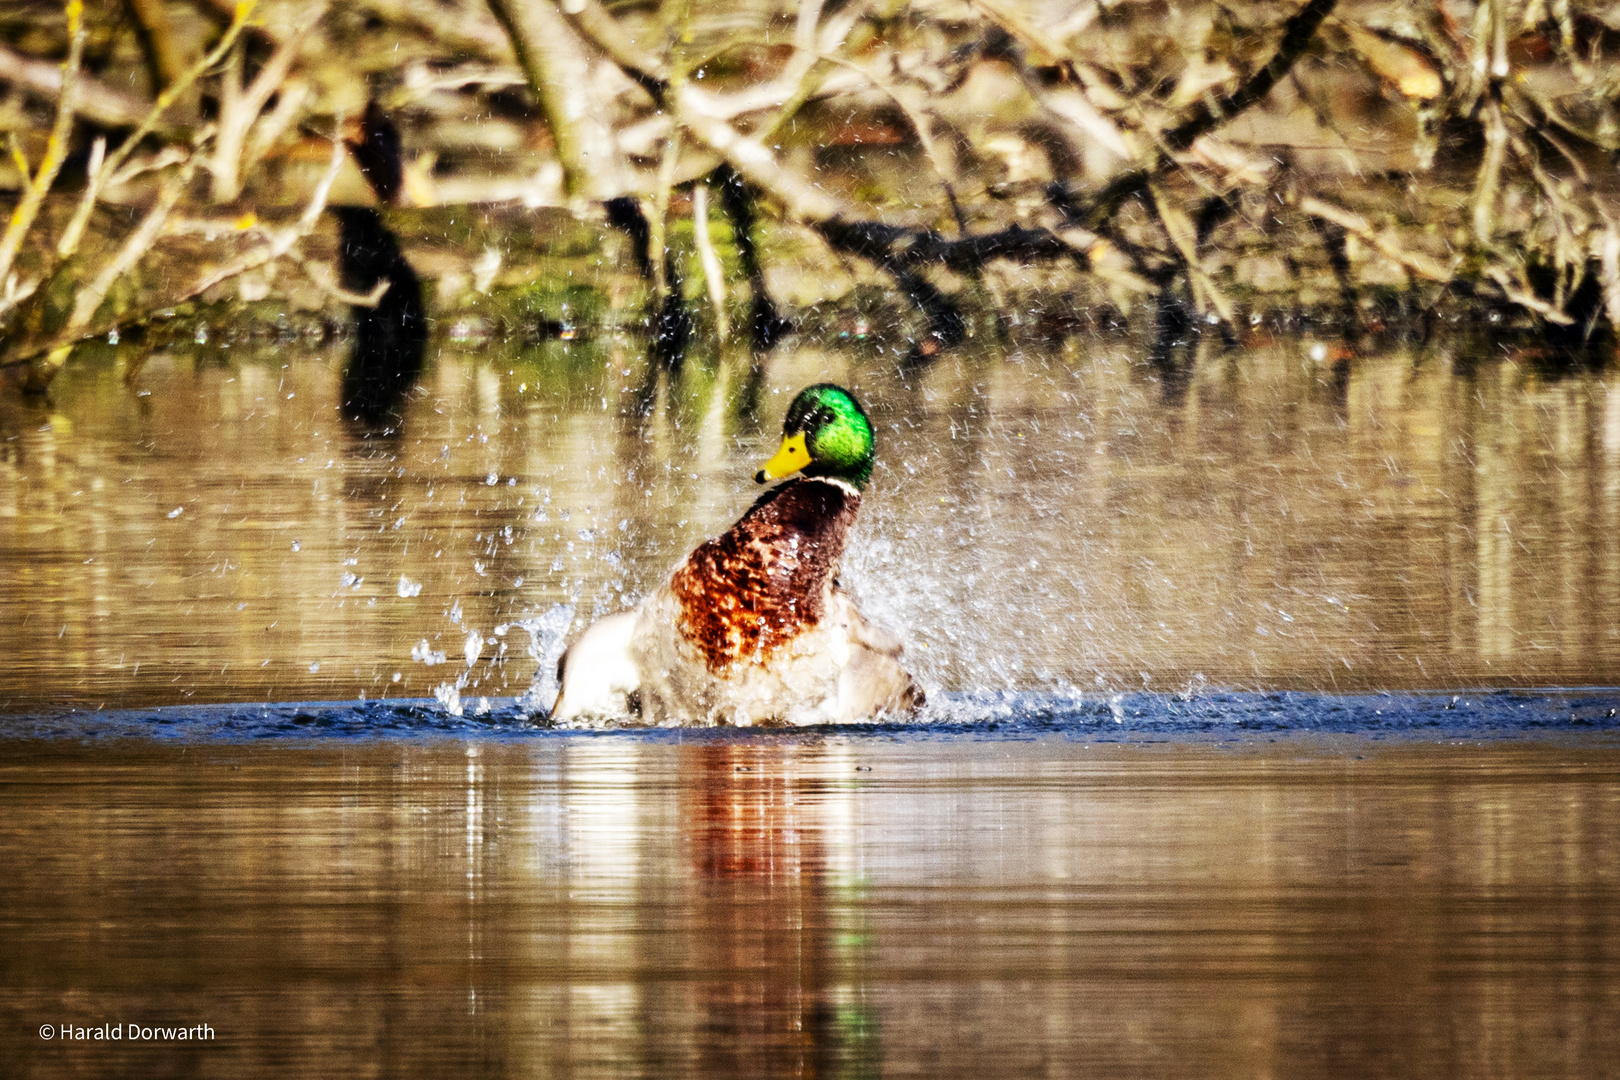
[510,603,576,718]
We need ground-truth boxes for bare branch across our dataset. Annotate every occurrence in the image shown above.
[691,183,729,341]
[552,0,849,222]
[486,0,625,200]
[286,252,391,307]
[1484,266,1574,324]
[98,2,258,199]
[6,132,344,374]
[56,2,257,258]
[1296,196,1454,283]
[0,0,85,283]
[184,134,346,301]
[1073,0,1338,231]
[55,135,104,260]
[1471,97,1509,246]
[0,41,157,130]
[67,159,198,331]
[210,0,329,203]
[124,0,189,91]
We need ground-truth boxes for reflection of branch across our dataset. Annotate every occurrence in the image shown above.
[691,183,729,340]
[1076,0,1338,230]
[0,0,85,283]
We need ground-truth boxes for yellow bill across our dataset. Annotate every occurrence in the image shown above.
[754,432,810,483]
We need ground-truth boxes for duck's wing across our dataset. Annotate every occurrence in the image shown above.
[832,591,925,720]
[551,610,641,721]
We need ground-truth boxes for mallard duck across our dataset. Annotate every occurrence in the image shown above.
[551,383,923,725]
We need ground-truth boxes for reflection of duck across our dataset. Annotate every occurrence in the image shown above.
[552,383,922,725]
[336,102,426,426]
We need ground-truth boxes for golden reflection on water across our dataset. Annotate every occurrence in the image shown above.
[0,334,1617,709]
[2,737,1617,1077]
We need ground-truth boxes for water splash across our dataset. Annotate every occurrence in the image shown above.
[509,603,576,716]
[411,640,447,665]
[433,680,463,717]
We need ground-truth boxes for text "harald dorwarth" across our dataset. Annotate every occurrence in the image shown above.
[47,1023,214,1041]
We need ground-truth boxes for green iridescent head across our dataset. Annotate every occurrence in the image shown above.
[754,383,876,490]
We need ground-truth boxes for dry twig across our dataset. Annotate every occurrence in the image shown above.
[0,0,85,283]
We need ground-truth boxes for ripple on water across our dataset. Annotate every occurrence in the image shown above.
[3,689,1617,743]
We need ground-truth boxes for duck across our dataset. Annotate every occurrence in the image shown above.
[551,383,923,726]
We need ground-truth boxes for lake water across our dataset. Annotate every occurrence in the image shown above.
[2,329,1619,709]
[2,328,1619,1076]
[3,733,1619,1078]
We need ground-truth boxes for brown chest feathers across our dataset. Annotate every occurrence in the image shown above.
[669,478,860,673]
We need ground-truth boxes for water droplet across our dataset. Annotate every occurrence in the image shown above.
[486,473,499,486]
[166,507,184,519]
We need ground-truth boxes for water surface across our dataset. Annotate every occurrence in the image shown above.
[5,329,1620,1077]
[3,732,1618,1078]
[3,331,1617,711]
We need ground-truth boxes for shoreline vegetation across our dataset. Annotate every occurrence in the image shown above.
[2,0,1620,391]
